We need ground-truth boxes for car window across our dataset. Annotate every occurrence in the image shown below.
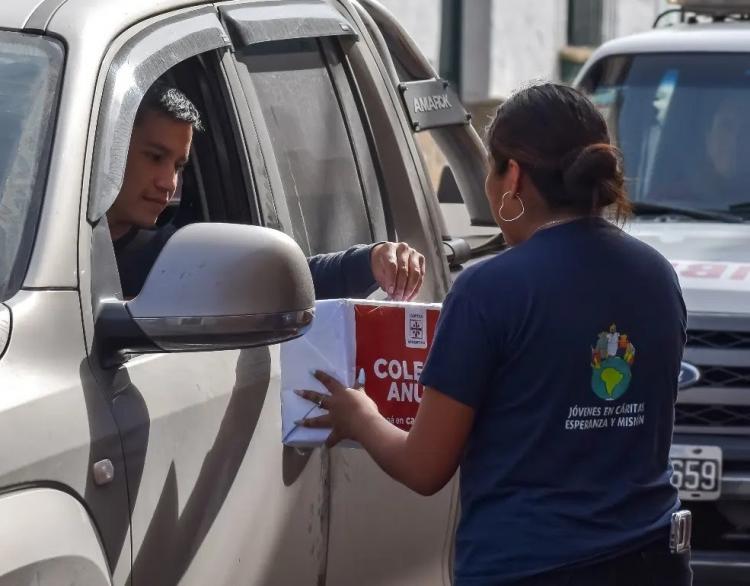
[234,38,386,255]
[0,33,63,301]
[580,53,750,218]
[168,54,255,227]
[99,52,254,301]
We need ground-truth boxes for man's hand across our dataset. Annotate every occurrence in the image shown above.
[370,242,425,301]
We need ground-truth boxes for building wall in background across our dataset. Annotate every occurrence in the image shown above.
[489,0,567,98]
[377,0,442,67]
[606,0,671,39]
[462,0,493,102]
[376,0,674,102]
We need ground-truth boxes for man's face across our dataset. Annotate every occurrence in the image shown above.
[108,110,193,235]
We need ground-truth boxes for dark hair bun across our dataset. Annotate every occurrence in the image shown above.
[487,83,631,220]
[562,143,622,206]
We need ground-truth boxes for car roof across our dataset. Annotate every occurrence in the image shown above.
[1,0,52,30]
[1,0,208,33]
[593,21,750,59]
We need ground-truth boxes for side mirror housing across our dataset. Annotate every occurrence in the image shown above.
[96,223,314,366]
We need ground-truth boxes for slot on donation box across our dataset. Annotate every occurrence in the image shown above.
[280,299,441,447]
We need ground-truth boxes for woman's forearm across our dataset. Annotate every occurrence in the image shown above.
[301,376,470,496]
[354,413,447,496]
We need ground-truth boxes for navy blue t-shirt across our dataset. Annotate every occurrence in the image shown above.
[420,217,686,585]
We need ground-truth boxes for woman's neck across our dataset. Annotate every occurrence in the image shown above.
[532,212,589,234]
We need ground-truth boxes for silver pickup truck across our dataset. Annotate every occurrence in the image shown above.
[573,1,750,584]
[0,0,491,584]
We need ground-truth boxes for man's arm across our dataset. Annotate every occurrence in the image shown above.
[307,242,426,301]
[307,244,378,300]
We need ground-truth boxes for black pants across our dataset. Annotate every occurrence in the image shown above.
[509,540,692,586]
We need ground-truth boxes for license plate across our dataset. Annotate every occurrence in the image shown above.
[670,444,722,501]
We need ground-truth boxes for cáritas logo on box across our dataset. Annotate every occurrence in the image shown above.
[405,308,427,349]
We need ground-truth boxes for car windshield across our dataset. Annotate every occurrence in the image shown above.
[579,53,750,220]
[0,32,63,301]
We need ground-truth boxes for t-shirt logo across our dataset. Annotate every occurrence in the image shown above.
[590,324,636,401]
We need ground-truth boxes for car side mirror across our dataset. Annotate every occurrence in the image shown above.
[96,223,314,367]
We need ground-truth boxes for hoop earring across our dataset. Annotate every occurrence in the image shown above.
[498,191,525,222]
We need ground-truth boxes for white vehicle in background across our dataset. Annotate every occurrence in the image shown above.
[574,1,750,584]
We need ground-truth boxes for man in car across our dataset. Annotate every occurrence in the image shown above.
[107,82,426,300]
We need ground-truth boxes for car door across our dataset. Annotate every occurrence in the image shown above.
[77,7,327,586]
[218,1,459,584]
[351,0,500,275]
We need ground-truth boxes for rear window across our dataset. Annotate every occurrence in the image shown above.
[579,53,750,218]
[0,32,64,300]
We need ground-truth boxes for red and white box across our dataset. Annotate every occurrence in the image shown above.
[281,299,441,447]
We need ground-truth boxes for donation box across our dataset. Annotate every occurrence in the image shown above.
[280,299,441,447]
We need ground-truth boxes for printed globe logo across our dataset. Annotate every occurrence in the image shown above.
[590,324,635,401]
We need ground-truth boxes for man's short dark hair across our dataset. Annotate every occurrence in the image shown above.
[135,81,203,131]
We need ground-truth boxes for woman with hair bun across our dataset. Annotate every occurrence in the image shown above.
[296,83,690,585]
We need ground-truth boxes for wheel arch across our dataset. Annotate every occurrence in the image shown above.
[0,487,113,585]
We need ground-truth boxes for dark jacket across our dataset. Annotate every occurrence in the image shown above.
[113,225,378,300]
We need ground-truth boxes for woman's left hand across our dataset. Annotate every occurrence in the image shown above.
[295,370,381,447]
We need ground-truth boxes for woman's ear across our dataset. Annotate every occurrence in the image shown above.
[484,157,503,206]
[506,159,522,195]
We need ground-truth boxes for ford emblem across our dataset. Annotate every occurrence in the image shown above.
[678,362,701,390]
